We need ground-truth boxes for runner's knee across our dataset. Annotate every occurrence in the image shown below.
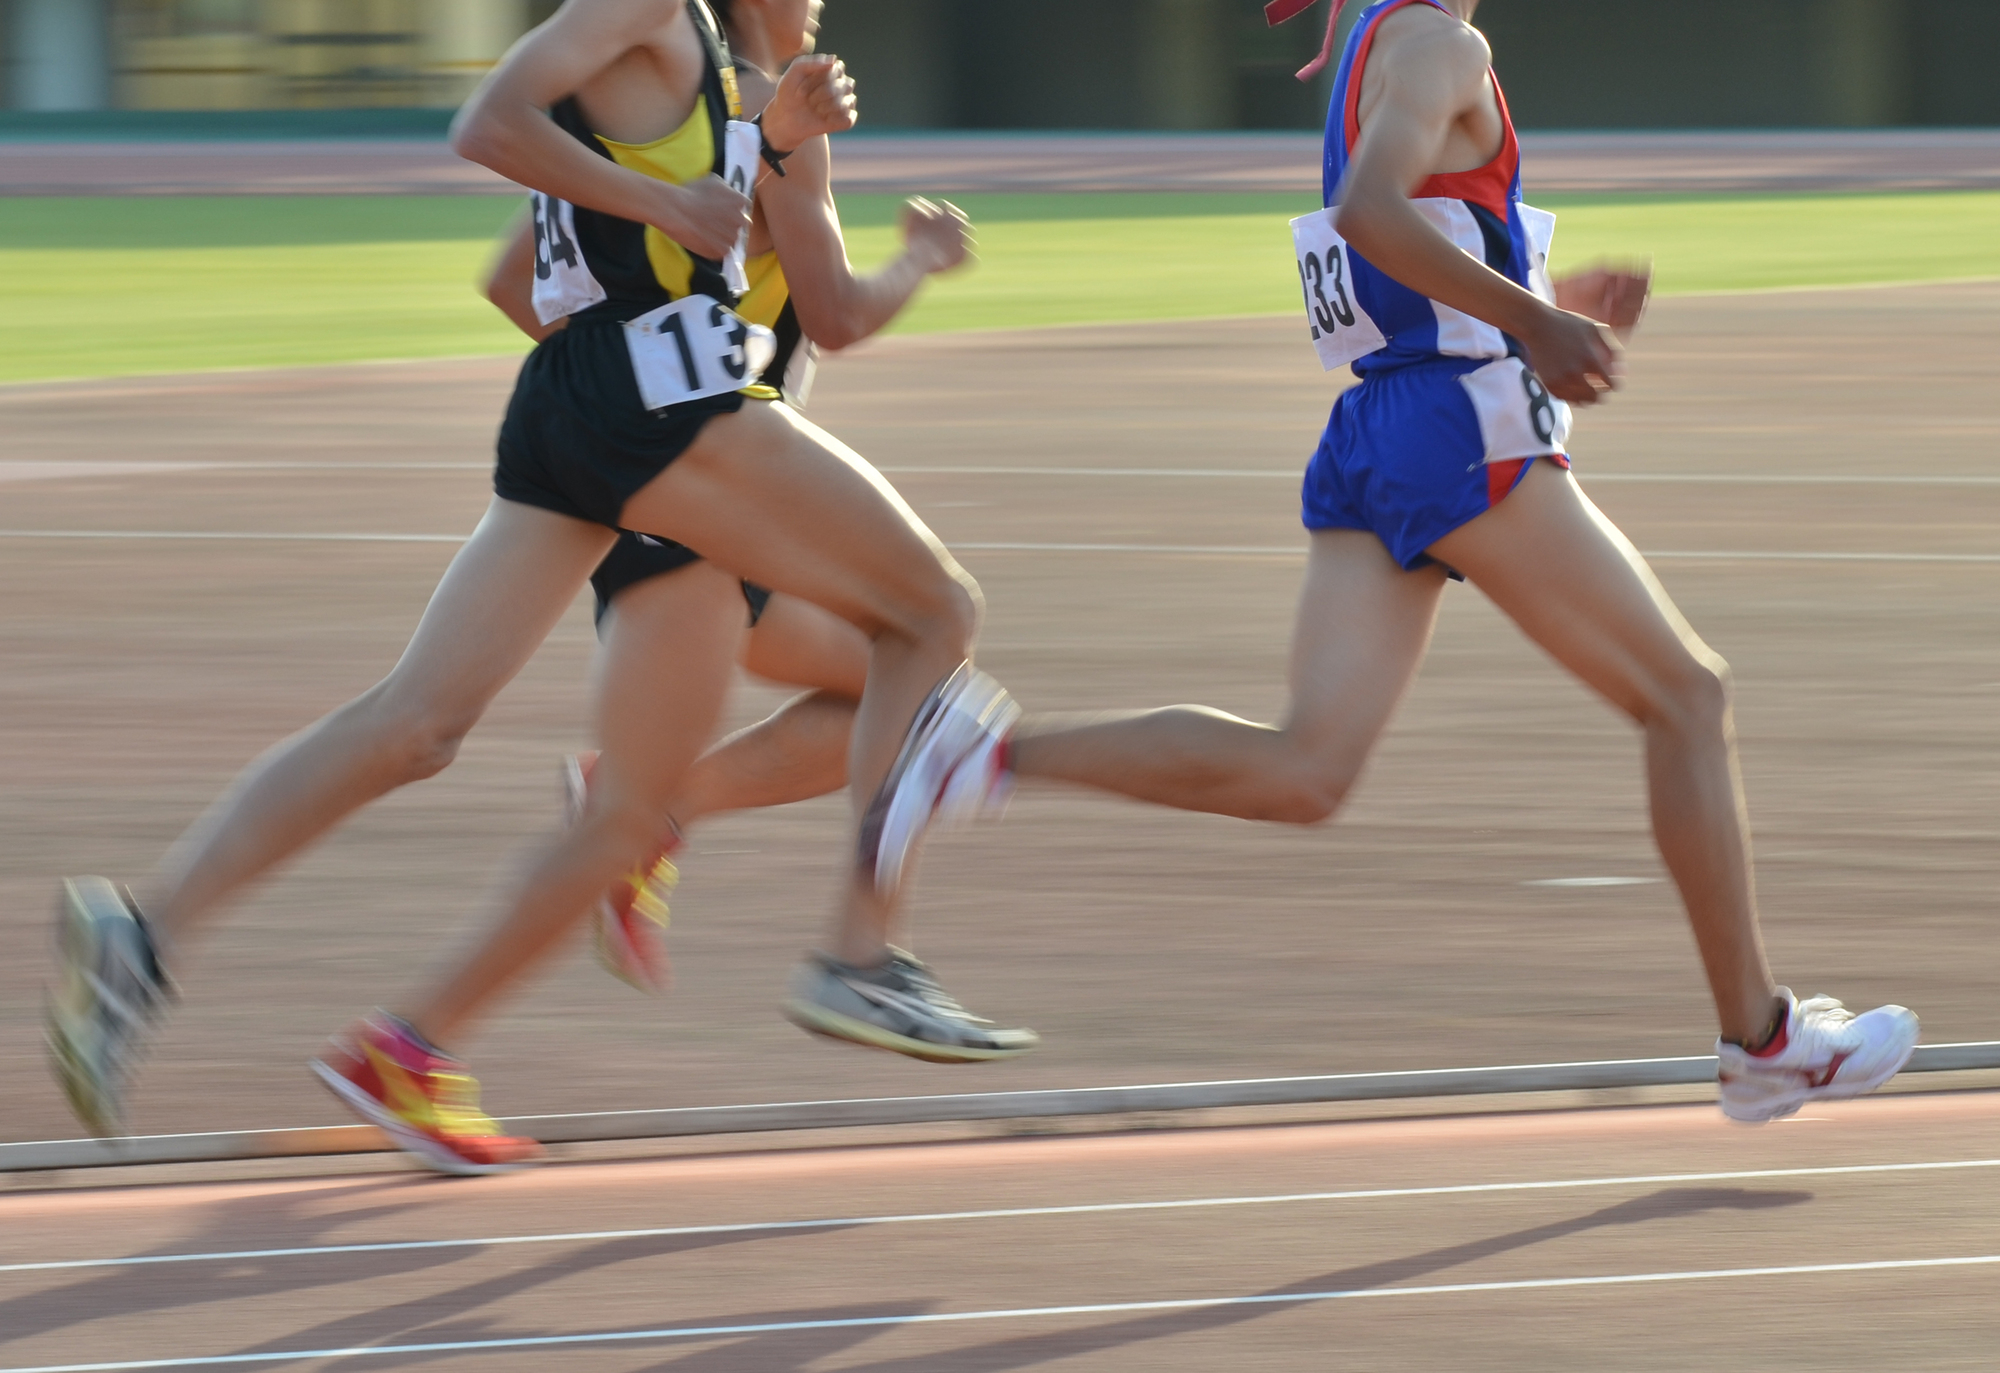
[1258,764,1355,826]
[356,684,480,783]
[1638,647,1732,737]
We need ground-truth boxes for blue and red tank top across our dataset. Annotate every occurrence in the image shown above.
[1322,0,1549,376]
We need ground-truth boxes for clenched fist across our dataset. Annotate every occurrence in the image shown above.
[901,198,972,276]
[761,53,859,152]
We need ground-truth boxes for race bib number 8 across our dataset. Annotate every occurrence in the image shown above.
[1458,356,1572,464]
[1289,207,1388,371]
[623,295,777,412]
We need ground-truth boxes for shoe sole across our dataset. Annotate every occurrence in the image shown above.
[782,997,1038,1064]
[1720,1034,1921,1124]
[309,1058,537,1177]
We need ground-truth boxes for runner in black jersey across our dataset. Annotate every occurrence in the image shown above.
[47,0,1032,1174]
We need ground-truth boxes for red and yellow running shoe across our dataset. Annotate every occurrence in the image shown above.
[310,1014,544,1176]
[563,752,681,995]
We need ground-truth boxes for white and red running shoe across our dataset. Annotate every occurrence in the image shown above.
[1715,987,1918,1123]
[860,663,1019,895]
[562,752,681,994]
[311,1013,544,1175]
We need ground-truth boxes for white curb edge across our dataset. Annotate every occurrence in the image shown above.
[7,1041,1995,1173]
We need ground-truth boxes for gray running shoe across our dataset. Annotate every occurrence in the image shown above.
[46,877,174,1135]
[860,663,1019,895]
[784,949,1039,1063]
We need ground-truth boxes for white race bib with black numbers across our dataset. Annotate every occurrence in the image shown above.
[622,294,776,412]
[1518,202,1557,303]
[1289,207,1389,371]
[1457,355,1572,463]
[530,192,608,326]
[720,118,760,297]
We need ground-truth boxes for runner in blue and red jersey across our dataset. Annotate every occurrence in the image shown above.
[877,0,1923,1125]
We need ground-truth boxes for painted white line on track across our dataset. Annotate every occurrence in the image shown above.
[9,1253,2000,1371]
[10,462,2000,486]
[0,530,464,544]
[5,530,2000,565]
[1524,877,1661,887]
[6,1156,1996,1277]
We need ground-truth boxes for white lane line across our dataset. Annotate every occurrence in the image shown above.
[11,463,2000,486]
[5,530,2000,565]
[1524,877,1661,887]
[0,530,464,544]
[6,1156,1996,1277]
[9,1253,2000,1371]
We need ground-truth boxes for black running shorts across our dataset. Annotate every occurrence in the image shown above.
[494,316,747,529]
[589,528,774,632]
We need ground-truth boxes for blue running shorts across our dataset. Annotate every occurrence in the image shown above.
[1302,356,1569,571]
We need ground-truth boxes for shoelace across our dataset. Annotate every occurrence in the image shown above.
[1796,995,1854,1029]
[887,957,994,1027]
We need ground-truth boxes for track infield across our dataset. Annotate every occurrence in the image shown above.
[3,190,1998,381]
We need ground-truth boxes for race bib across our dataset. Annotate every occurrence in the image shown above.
[720,119,760,297]
[530,192,608,326]
[780,338,819,407]
[622,294,777,412]
[1518,202,1557,304]
[1458,355,1572,463]
[1290,207,1388,371]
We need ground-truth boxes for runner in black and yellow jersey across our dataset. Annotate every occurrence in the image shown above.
[475,6,965,1004]
[48,0,1032,1175]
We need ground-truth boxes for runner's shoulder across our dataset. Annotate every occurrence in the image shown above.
[1371,3,1491,83]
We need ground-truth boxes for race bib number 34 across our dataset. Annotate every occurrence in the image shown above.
[1289,207,1388,371]
[623,295,776,412]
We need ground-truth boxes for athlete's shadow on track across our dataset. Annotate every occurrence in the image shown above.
[0,1177,437,1349]
[608,1186,1812,1373]
[3,1174,854,1362]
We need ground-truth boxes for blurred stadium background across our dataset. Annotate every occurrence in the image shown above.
[1,0,1998,129]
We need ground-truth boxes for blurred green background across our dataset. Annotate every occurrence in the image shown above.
[1,189,1996,383]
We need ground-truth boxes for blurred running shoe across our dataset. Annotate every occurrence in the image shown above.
[563,752,681,994]
[46,877,174,1135]
[311,1013,544,1175]
[1716,987,1918,1123]
[861,663,1019,895]
[785,949,1039,1062]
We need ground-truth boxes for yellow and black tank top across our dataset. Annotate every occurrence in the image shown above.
[539,0,740,322]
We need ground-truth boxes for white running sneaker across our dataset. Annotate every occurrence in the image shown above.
[784,949,1039,1062]
[860,663,1019,894]
[1715,987,1918,1123]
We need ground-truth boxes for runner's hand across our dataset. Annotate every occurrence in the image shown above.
[1553,263,1652,342]
[762,54,858,150]
[901,198,972,275]
[651,175,751,261]
[1519,305,1621,406]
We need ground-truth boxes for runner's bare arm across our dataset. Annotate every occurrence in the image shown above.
[450,0,748,260]
[482,209,565,342]
[759,133,968,350]
[1335,10,1619,403]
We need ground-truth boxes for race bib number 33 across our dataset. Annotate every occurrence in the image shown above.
[623,295,777,413]
[1289,207,1388,371]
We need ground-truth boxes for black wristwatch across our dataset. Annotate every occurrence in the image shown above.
[751,113,793,178]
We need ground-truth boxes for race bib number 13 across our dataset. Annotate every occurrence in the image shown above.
[623,295,777,412]
[1289,207,1388,371]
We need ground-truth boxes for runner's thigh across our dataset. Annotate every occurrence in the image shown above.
[1285,528,1449,769]
[616,401,970,641]
[1428,460,1717,719]
[380,497,615,713]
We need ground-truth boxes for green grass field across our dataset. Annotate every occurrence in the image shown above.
[2,190,1996,382]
